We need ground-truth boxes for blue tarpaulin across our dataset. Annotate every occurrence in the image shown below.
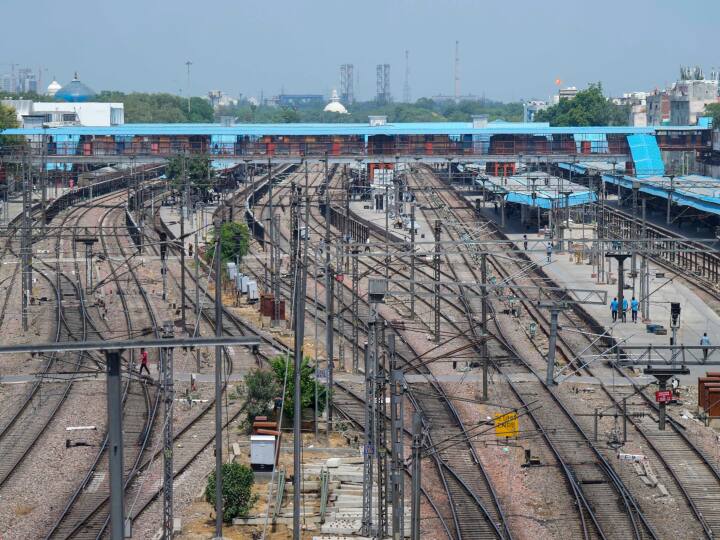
[627,134,665,178]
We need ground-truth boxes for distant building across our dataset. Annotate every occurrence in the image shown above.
[431,94,480,103]
[614,92,648,127]
[55,73,96,102]
[523,100,548,122]
[2,72,122,127]
[46,78,62,97]
[558,86,578,102]
[0,67,37,95]
[646,66,720,126]
[323,89,348,114]
[264,94,324,107]
[647,91,670,125]
[0,74,12,94]
[207,90,239,109]
[1,99,124,127]
[669,78,719,126]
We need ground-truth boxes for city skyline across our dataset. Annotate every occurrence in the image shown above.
[2,0,720,102]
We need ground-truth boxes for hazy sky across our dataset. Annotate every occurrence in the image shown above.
[3,0,719,102]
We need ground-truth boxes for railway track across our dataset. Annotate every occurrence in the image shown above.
[0,194,125,491]
[423,166,720,538]
[243,165,511,539]
[411,170,659,539]
[44,197,160,540]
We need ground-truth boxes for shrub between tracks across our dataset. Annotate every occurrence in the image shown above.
[205,462,258,522]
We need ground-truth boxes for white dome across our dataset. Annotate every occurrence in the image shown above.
[47,79,62,97]
[324,89,348,114]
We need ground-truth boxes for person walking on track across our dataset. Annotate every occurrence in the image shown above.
[139,347,150,376]
[631,296,639,323]
[610,297,619,322]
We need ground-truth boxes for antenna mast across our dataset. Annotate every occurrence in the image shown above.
[403,50,411,103]
[454,41,460,103]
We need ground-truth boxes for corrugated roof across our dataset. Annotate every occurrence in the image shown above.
[481,172,598,209]
[602,173,720,216]
[0,122,709,138]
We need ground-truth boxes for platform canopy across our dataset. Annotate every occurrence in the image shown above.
[480,171,598,209]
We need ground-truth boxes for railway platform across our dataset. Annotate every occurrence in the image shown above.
[502,224,720,382]
[349,199,434,252]
[0,187,70,225]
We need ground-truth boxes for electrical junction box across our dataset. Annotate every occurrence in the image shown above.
[250,435,276,471]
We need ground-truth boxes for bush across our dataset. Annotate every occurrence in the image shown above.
[240,368,280,431]
[206,221,250,267]
[205,462,258,522]
[270,354,327,419]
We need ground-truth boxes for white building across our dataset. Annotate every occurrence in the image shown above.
[323,89,348,114]
[1,99,124,127]
[614,92,649,127]
[46,79,62,97]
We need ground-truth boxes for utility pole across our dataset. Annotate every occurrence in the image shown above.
[292,198,308,540]
[213,215,224,537]
[324,159,334,434]
[410,412,422,540]
[185,60,192,115]
[376,343,388,539]
[180,156,188,332]
[273,214,282,324]
[351,246,360,373]
[268,158,276,325]
[162,321,175,539]
[21,157,31,331]
[105,349,124,540]
[195,230,201,372]
[389,335,404,540]
[480,253,488,400]
[160,232,168,301]
[641,200,650,321]
[545,305,560,386]
[362,306,378,536]
[433,220,441,342]
[410,202,416,318]
[666,174,675,225]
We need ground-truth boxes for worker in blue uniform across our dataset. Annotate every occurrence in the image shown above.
[610,297,618,322]
[631,297,639,323]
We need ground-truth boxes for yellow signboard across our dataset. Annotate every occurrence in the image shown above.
[494,412,519,439]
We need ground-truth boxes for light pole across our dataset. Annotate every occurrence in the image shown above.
[213,214,224,537]
[185,60,193,115]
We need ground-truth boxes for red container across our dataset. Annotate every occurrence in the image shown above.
[707,389,720,417]
[698,377,720,408]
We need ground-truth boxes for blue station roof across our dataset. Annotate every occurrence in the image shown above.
[480,171,598,209]
[1,121,709,138]
[558,162,720,217]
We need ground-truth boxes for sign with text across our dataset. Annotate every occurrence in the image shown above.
[494,412,519,439]
[655,390,673,404]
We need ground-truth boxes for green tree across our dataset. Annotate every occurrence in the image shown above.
[166,155,212,195]
[205,462,258,522]
[0,103,23,148]
[206,221,250,266]
[270,354,327,419]
[237,368,281,431]
[704,103,720,127]
[534,83,629,126]
[0,103,19,131]
[94,91,214,123]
